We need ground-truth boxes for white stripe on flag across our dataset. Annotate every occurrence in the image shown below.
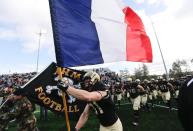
[91,0,127,62]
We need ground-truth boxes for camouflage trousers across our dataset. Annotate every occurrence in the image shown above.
[17,114,38,131]
[0,114,38,131]
[0,112,15,131]
[0,120,9,131]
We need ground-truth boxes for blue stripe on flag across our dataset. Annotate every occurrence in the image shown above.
[49,0,104,67]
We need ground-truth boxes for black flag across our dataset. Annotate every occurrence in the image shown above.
[17,62,86,120]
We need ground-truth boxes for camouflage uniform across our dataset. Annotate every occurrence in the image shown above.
[0,89,38,131]
[0,88,14,130]
[14,97,38,131]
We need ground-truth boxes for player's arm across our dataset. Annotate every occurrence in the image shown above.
[57,80,110,101]
[138,85,145,92]
[66,86,109,102]
[167,82,174,92]
[75,104,90,131]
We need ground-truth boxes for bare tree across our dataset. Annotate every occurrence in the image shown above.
[142,64,149,77]
[134,64,149,80]
[169,59,189,77]
[134,67,143,80]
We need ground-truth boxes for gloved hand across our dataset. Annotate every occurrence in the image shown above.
[57,80,69,92]
[103,90,111,100]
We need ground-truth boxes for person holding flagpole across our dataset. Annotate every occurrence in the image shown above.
[57,71,123,131]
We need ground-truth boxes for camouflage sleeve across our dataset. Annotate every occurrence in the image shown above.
[21,97,33,111]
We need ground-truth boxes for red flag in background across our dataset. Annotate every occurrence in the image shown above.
[124,7,153,62]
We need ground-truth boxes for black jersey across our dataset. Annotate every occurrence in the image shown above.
[140,83,148,95]
[172,80,181,90]
[124,83,131,92]
[114,83,122,94]
[115,88,122,94]
[158,81,169,92]
[149,83,157,92]
[90,82,118,126]
[128,82,140,98]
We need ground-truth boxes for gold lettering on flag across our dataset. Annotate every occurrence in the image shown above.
[35,86,80,113]
[55,67,82,80]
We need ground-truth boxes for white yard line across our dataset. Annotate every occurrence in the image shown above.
[116,102,178,111]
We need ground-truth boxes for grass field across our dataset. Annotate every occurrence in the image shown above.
[8,101,184,131]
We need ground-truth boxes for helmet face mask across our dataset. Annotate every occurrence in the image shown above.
[82,71,100,91]
[82,78,92,91]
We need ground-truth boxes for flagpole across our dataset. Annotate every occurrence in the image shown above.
[36,30,47,72]
[56,67,71,131]
[150,19,169,79]
[36,30,48,122]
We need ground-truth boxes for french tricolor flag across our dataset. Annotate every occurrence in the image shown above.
[49,0,153,67]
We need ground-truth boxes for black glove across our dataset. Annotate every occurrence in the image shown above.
[57,80,69,92]
[103,90,111,100]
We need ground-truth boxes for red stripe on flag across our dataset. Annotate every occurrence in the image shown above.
[123,7,153,62]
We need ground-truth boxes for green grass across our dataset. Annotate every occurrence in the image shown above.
[118,104,183,131]
[8,109,99,131]
[8,101,183,131]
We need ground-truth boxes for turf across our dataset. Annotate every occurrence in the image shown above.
[118,104,183,131]
[8,102,184,131]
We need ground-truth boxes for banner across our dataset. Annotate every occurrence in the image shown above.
[20,62,86,120]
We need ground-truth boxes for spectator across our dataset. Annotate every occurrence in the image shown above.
[0,87,38,131]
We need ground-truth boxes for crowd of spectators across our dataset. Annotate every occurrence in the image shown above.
[0,72,36,89]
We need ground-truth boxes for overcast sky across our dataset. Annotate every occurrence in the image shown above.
[0,0,193,75]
